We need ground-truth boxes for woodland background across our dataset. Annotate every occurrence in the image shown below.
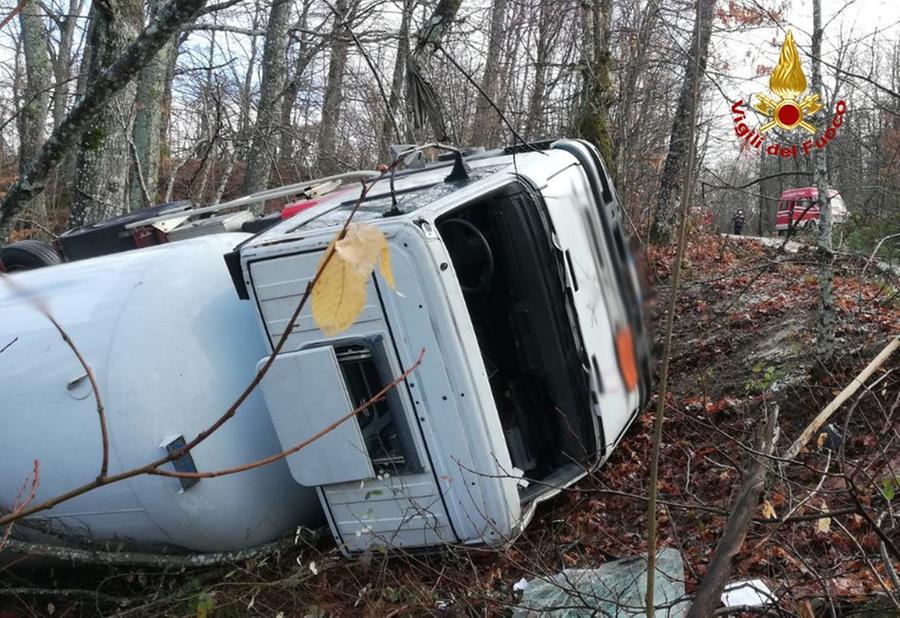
[0,0,896,248]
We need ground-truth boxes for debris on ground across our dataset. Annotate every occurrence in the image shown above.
[515,548,687,617]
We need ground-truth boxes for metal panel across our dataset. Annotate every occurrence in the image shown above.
[258,347,374,486]
[250,252,383,352]
[323,474,453,551]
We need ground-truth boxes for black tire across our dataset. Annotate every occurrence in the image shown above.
[0,239,62,272]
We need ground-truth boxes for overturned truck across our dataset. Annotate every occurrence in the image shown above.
[0,140,651,556]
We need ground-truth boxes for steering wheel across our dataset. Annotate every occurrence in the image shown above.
[438,218,495,293]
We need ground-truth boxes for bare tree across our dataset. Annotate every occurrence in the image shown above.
[469,0,507,146]
[576,0,614,164]
[0,0,216,239]
[243,0,292,195]
[315,0,352,175]
[649,0,716,244]
[16,0,54,227]
[129,0,178,210]
[279,0,318,163]
[812,0,835,362]
[379,0,413,156]
[47,0,85,129]
[69,0,144,226]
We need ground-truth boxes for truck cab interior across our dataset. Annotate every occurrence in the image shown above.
[436,181,596,487]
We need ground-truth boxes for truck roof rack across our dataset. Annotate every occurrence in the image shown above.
[123,171,381,231]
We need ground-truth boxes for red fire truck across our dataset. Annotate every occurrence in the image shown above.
[775,187,848,235]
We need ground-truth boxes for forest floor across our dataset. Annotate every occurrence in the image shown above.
[1,231,898,616]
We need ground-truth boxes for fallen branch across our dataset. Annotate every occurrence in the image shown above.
[687,405,779,617]
[0,534,294,568]
[782,335,899,462]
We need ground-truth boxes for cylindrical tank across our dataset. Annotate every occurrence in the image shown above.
[0,234,321,552]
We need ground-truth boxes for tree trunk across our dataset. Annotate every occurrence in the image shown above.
[0,0,211,239]
[50,0,84,129]
[524,0,552,140]
[16,0,54,229]
[380,0,413,158]
[70,0,144,227]
[613,1,656,183]
[812,0,835,362]
[406,0,463,142]
[649,0,716,245]
[242,0,291,195]
[469,0,507,146]
[315,0,351,175]
[129,0,176,210]
[280,0,315,164]
[575,0,614,165]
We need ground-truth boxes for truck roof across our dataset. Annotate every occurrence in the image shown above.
[241,150,554,251]
[779,187,839,199]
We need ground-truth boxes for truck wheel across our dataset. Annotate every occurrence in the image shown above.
[0,239,62,272]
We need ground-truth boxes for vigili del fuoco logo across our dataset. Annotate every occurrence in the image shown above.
[732,30,846,158]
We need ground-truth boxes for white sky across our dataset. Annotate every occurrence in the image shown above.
[706,0,900,164]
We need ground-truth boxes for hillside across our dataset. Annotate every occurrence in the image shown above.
[2,232,896,616]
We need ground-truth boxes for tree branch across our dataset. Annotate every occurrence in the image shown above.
[0,0,210,240]
[687,405,779,617]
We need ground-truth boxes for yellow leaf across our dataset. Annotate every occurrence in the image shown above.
[334,223,396,289]
[311,237,368,336]
[816,517,831,534]
[379,242,396,289]
[761,499,777,520]
[335,224,385,277]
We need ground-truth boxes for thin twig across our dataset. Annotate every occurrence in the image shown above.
[0,337,17,354]
[0,0,29,30]
[0,460,40,551]
[645,1,704,611]
[1,274,110,479]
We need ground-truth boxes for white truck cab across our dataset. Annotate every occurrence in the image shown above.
[230,140,651,555]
